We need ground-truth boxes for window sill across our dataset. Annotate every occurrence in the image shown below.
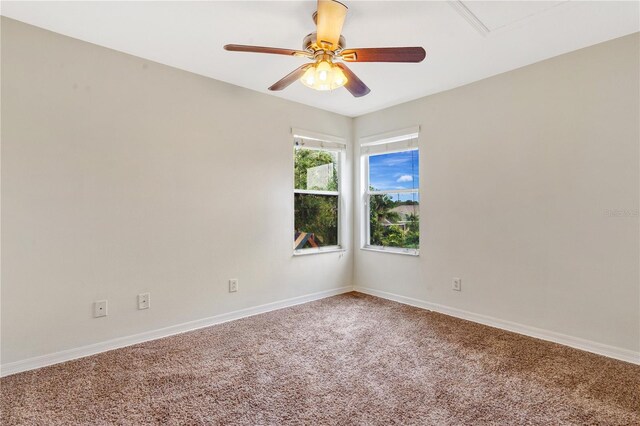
[361,246,419,257]
[293,247,346,256]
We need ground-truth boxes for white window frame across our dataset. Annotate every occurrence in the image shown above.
[361,127,420,256]
[292,128,346,256]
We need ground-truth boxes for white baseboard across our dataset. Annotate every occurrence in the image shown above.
[354,286,640,365]
[5,285,636,377]
[1,286,354,377]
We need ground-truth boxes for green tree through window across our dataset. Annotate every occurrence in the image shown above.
[369,192,420,249]
[294,147,340,250]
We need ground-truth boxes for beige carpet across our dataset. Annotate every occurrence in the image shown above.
[1,292,639,425]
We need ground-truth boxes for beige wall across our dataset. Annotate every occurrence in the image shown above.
[1,18,353,364]
[353,33,640,354]
[2,16,638,367]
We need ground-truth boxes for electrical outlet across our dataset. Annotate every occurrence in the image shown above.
[138,293,150,310]
[229,278,238,293]
[94,300,108,317]
[452,277,462,291]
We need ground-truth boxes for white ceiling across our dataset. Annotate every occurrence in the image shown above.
[2,1,638,117]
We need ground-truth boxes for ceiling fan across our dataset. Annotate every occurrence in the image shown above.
[224,0,426,97]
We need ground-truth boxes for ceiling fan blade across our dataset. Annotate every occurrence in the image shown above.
[224,44,312,58]
[316,0,348,50]
[340,47,426,63]
[334,63,370,97]
[268,64,313,91]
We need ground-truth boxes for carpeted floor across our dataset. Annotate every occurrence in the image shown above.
[1,292,639,425]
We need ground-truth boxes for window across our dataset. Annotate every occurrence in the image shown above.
[293,132,344,254]
[362,132,419,255]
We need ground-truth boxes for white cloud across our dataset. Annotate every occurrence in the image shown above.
[397,175,413,183]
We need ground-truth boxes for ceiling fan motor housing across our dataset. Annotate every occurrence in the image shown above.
[303,32,345,53]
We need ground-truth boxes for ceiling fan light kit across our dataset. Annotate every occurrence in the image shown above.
[224,0,426,97]
[301,57,348,91]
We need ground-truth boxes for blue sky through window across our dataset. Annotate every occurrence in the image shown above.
[368,150,419,203]
[369,150,419,190]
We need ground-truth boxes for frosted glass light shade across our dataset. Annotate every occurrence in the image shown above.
[301,60,347,91]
